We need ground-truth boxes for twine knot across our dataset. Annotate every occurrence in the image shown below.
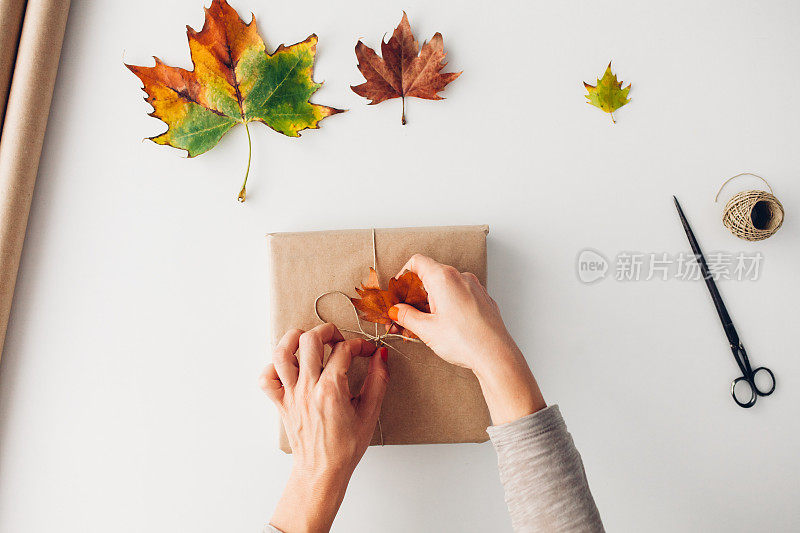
[313,290,421,353]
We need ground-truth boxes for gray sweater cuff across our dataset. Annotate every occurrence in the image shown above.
[487,404,566,445]
[486,404,604,532]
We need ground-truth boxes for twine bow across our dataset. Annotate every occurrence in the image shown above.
[313,228,421,356]
[313,290,421,354]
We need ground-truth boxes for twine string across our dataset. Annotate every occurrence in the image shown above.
[313,290,421,353]
[715,172,774,203]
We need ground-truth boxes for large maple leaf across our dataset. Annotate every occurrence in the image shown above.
[351,267,430,339]
[126,0,342,202]
[351,12,461,125]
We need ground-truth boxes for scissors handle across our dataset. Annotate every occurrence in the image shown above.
[731,367,776,408]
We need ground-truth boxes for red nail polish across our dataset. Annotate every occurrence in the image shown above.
[380,347,388,362]
[388,306,399,322]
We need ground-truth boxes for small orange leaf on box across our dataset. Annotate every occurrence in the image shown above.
[352,268,397,325]
[351,267,429,337]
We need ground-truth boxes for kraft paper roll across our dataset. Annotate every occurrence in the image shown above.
[0,0,27,131]
[0,0,71,359]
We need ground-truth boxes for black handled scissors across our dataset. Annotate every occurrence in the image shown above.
[673,196,775,408]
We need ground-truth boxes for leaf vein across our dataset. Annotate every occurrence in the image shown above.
[258,56,302,109]
[171,119,235,140]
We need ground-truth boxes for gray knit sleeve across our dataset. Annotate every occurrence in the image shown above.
[487,405,604,532]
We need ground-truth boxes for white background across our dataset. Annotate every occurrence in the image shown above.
[1,0,799,531]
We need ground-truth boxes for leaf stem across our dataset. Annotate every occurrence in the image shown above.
[238,121,252,202]
[610,111,616,124]
[401,96,406,125]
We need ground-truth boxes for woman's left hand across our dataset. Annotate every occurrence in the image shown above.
[260,323,389,533]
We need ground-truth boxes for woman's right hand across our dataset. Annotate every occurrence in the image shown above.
[388,254,546,425]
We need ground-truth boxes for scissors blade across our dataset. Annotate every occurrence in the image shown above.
[673,196,739,346]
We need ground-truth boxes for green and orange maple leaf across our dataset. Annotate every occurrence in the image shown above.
[584,62,631,123]
[126,0,341,202]
[351,12,461,124]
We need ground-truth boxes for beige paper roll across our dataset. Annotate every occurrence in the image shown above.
[0,0,71,359]
[0,0,27,130]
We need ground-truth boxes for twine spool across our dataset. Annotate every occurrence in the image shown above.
[715,173,784,241]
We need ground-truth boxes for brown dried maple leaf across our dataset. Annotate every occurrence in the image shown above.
[351,12,461,125]
[351,267,430,338]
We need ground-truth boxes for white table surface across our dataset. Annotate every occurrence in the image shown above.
[2,0,799,531]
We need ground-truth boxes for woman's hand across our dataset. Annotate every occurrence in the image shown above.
[260,323,389,533]
[388,254,545,425]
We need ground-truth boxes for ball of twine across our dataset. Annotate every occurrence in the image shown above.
[715,173,784,241]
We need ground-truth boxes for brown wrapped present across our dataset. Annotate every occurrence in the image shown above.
[266,225,492,452]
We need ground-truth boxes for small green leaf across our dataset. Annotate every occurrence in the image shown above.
[584,61,631,123]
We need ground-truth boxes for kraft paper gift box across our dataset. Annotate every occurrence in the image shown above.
[267,225,492,452]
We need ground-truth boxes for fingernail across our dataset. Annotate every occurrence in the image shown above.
[380,347,388,363]
[388,306,399,322]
